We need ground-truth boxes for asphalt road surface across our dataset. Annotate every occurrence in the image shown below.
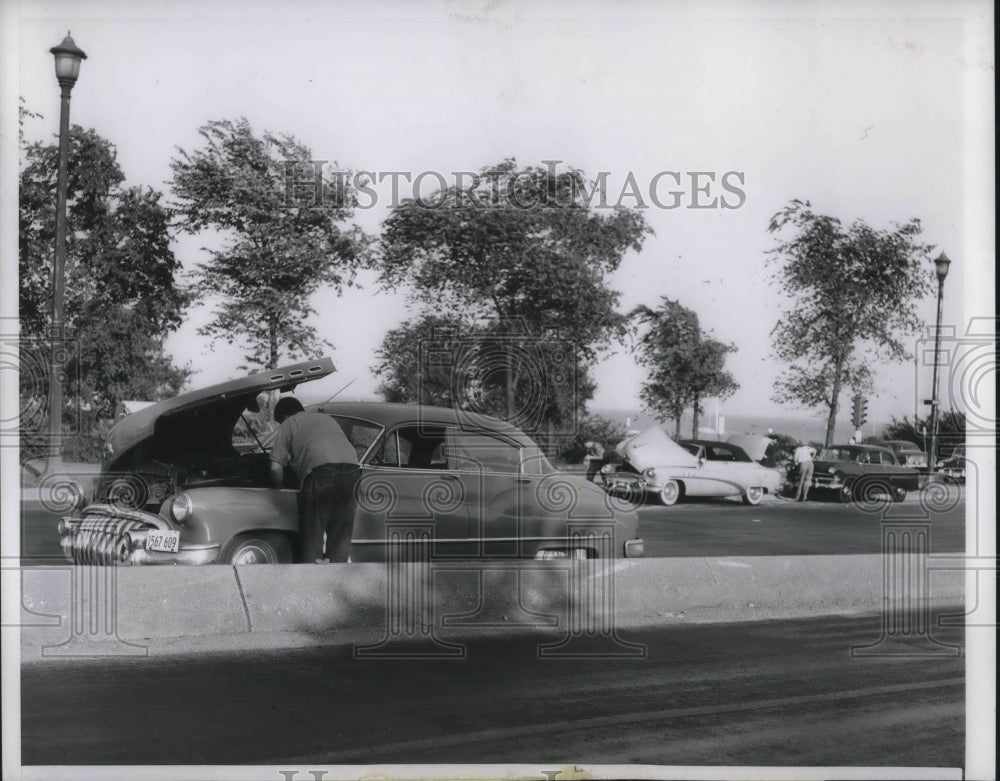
[19,488,966,564]
[636,490,966,557]
[21,612,964,768]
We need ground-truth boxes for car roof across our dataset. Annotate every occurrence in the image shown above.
[311,401,528,439]
[827,443,896,455]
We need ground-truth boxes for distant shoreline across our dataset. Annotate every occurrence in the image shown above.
[589,407,891,445]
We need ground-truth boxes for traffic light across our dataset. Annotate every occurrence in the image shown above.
[850,394,868,429]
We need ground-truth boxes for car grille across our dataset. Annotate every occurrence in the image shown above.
[59,505,165,566]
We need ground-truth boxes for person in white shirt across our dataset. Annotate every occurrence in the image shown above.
[793,444,817,502]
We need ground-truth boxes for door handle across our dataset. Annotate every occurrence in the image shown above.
[441,473,459,480]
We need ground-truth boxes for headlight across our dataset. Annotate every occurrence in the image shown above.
[643,467,656,479]
[171,492,192,524]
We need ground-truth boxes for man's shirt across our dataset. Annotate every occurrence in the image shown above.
[270,412,358,482]
[793,445,815,464]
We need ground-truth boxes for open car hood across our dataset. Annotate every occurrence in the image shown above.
[103,358,335,464]
[726,434,773,462]
[615,426,700,470]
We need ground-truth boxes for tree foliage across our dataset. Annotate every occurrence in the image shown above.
[631,298,738,438]
[19,124,190,460]
[880,409,966,456]
[373,313,596,443]
[170,118,370,370]
[767,199,934,446]
[377,159,650,438]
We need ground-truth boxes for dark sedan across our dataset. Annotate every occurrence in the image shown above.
[786,444,920,503]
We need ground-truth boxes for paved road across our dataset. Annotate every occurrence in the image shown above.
[21,612,964,768]
[636,490,966,557]
[19,487,966,564]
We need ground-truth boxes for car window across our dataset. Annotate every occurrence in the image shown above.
[818,448,851,461]
[680,443,702,457]
[446,428,521,474]
[370,429,407,467]
[329,415,384,462]
[374,424,448,469]
[706,445,737,461]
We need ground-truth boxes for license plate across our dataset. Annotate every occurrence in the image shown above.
[146,530,180,553]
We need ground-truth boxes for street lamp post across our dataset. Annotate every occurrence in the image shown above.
[46,33,87,472]
[927,251,952,473]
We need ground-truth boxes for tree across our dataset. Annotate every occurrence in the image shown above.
[767,199,934,446]
[373,314,473,407]
[19,124,190,460]
[378,159,650,440]
[881,409,965,458]
[631,298,739,438]
[170,118,369,371]
[373,313,596,442]
[688,337,738,438]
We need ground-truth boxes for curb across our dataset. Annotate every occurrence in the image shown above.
[18,555,965,662]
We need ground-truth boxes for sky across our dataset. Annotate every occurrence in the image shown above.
[0,2,995,777]
[4,0,994,436]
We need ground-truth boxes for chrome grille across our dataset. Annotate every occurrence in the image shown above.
[59,505,166,565]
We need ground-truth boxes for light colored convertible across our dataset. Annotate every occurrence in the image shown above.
[601,426,784,506]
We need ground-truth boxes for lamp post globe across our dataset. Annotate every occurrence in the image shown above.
[927,251,953,476]
[934,251,952,282]
[46,33,86,472]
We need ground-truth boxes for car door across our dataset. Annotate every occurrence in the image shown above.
[353,422,473,561]
[444,427,532,557]
[691,444,742,497]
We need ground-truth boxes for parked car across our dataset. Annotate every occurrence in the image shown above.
[935,451,967,484]
[865,439,928,470]
[787,443,920,503]
[601,426,783,506]
[57,359,644,565]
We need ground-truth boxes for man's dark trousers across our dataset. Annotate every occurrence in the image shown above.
[298,463,360,562]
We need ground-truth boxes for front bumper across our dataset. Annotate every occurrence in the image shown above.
[59,504,220,565]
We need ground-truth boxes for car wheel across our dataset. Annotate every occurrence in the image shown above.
[742,486,764,505]
[659,481,681,506]
[220,533,292,565]
[892,485,907,502]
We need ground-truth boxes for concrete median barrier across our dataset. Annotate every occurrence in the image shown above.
[18,554,964,661]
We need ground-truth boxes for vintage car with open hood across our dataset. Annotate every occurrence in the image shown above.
[57,359,643,565]
[601,426,783,506]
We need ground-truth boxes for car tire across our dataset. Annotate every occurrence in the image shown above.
[220,532,292,565]
[892,485,907,502]
[659,481,682,506]
[742,486,764,506]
